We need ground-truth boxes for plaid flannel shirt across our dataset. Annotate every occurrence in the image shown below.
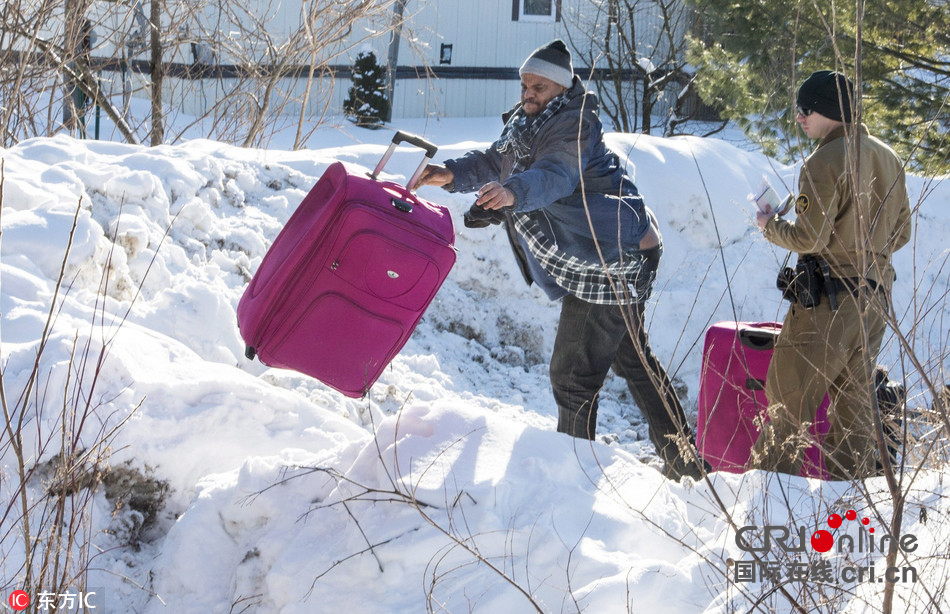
[496,91,651,305]
[511,211,650,304]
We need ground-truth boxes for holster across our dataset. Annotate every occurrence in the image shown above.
[776,255,824,308]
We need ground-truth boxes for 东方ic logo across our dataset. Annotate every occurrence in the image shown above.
[8,590,30,611]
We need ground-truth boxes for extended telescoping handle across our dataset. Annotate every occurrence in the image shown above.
[369,130,439,190]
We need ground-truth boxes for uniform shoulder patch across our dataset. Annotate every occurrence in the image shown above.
[795,194,810,214]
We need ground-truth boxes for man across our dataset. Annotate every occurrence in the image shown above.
[415,40,703,480]
[750,70,912,480]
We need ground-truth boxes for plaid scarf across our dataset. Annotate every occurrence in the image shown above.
[500,94,650,305]
[497,91,570,172]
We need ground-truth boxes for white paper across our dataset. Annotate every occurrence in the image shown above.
[750,176,781,213]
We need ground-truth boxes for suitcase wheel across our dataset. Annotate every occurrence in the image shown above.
[245,345,257,360]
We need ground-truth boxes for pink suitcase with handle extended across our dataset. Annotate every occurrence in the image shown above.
[696,321,830,478]
[237,131,456,398]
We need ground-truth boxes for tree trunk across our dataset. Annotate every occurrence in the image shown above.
[149,0,164,146]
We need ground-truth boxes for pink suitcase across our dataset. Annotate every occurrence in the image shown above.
[237,131,456,398]
[696,321,830,478]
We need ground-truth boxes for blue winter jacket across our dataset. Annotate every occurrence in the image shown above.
[443,79,651,300]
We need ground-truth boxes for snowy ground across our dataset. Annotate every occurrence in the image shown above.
[2,113,949,613]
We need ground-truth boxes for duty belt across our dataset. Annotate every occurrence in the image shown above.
[825,276,882,311]
[777,253,882,312]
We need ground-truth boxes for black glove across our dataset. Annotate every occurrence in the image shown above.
[463,203,507,228]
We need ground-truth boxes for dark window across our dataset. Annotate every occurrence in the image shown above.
[512,0,560,22]
[525,0,552,15]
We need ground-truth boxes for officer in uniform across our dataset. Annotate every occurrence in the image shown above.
[750,70,912,479]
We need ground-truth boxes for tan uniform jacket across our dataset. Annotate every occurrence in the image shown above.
[764,124,912,290]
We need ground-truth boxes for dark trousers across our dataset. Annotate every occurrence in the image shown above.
[550,293,692,468]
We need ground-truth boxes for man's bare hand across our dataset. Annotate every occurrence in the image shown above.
[475,181,515,210]
[413,164,454,189]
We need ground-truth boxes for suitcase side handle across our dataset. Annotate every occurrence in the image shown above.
[369,131,439,193]
[738,327,778,351]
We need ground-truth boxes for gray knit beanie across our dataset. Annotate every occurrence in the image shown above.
[797,70,854,123]
[519,40,574,89]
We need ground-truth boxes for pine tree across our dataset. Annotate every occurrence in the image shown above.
[684,0,950,173]
[343,50,391,128]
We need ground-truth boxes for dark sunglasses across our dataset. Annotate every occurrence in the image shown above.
[796,105,814,117]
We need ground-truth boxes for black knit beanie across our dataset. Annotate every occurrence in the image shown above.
[797,70,854,123]
[519,40,574,89]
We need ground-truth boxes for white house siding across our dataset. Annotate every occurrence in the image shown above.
[392,76,523,119]
[154,72,519,123]
[395,1,568,74]
[84,0,691,122]
[362,0,574,119]
[341,0,691,121]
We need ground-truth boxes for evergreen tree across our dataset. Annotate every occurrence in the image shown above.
[684,0,949,173]
[343,50,391,127]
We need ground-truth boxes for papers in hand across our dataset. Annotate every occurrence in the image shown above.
[749,176,792,215]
